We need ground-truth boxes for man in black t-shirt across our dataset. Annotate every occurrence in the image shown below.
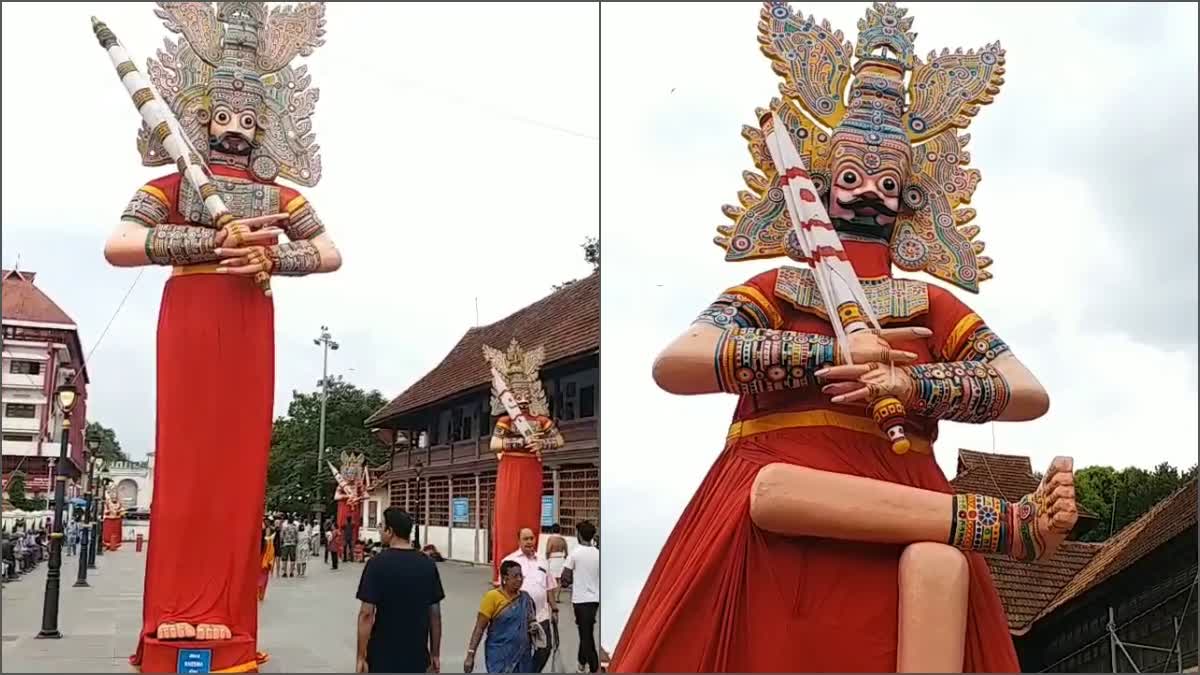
[356,507,445,673]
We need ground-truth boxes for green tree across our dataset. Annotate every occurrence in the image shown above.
[6,473,30,510]
[1074,463,1193,542]
[265,376,390,515]
[553,235,600,291]
[85,421,129,463]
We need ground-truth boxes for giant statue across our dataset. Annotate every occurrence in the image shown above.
[93,3,341,671]
[101,484,127,552]
[484,339,564,581]
[612,3,1079,672]
[329,451,373,556]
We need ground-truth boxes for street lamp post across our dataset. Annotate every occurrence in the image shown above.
[94,472,110,562]
[37,383,78,639]
[74,434,102,588]
[313,327,338,523]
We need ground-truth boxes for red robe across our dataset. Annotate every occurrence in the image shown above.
[102,516,123,551]
[611,241,1021,672]
[335,497,363,555]
[129,166,297,673]
[490,415,549,581]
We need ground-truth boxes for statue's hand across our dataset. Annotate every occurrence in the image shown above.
[215,245,276,277]
[816,362,915,407]
[839,328,931,366]
[214,213,289,248]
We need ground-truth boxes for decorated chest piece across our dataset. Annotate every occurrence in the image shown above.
[714,1,1007,294]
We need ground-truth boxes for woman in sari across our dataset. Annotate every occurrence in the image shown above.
[465,560,536,673]
[257,521,275,602]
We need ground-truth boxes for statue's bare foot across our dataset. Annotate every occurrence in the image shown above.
[156,622,196,640]
[196,624,233,641]
[1008,456,1078,561]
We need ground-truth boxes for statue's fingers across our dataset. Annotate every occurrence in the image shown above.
[816,364,873,381]
[218,256,249,267]
[821,382,861,396]
[876,327,934,343]
[217,263,264,276]
[830,385,872,404]
[881,348,919,363]
[237,212,290,230]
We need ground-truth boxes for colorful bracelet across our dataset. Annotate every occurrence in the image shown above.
[948,493,1010,554]
[268,241,322,276]
[713,327,836,395]
[1012,494,1046,562]
[951,324,1012,362]
[904,361,1011,423]
[145,225,220,266]
[695,293,775,329]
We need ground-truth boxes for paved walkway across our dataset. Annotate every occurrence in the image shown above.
[2,548,594,672]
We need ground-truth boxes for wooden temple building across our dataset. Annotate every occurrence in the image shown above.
[951,450,1198,672]
[362,273,599,564]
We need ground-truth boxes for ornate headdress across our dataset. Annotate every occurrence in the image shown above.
[715,1,1006,292]
[138,2,326,185]
[483,339,550,418]
[338,450,365,483]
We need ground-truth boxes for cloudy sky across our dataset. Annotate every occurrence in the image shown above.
[1,3,598,457]
[599,1,1197,650]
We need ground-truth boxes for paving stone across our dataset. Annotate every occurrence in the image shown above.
[2,549,596,672]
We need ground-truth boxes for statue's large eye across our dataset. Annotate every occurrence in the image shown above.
[239,113,256,130]
[881,177,898,193]
[214,110,231,125]
[838,170,860,187]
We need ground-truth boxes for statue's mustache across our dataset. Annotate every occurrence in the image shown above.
[837,196,898,217]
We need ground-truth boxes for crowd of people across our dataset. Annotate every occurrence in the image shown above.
[350,506,601,674]
[1,524,51,582]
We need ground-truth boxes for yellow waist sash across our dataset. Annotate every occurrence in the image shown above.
[727,409,933,455]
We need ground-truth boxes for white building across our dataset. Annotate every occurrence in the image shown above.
[107,453,155,542]
[1,269,90,503]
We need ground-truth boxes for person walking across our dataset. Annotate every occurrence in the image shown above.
[330,526,342,571]
[355,508,444,673]
[296,523,310,577]
[562,521,600,673]
[465,560,537,673]
[281,517,298,577]
[544,524,568,606]
[500,529,558,672]
[325,521,334,565]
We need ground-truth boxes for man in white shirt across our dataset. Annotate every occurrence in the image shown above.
[501,528,558,672]
[562,520,600,673]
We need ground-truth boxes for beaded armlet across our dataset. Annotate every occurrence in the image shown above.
[268,241,322,276]
[714,327,836,395]
[904,361,1011,423]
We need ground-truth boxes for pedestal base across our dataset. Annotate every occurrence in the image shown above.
[136,635,267,673]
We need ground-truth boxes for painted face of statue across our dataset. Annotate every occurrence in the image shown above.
[206,105,259,157]
[826,132,910,238]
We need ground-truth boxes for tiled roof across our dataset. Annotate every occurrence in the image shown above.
[1035,478,1198,621]
[366,273,599,426]
[1,269,76,326]
[983,541,1102,632]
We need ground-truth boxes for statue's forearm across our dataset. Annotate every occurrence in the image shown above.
[712,326,837,395]
[267,240,322,276]
[144,224,221,266]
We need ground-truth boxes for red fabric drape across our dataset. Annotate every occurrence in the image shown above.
[335,500,361,552]
[491,453,543,581]
[610,426,1020,673]
[130,275,274,673]
[102,517,123,551]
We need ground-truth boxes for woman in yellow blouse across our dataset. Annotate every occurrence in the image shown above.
[465,560,536,673]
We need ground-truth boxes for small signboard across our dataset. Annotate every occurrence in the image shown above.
[177,649,212,673]
[452,497,470,525]
[540,495,555,527]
